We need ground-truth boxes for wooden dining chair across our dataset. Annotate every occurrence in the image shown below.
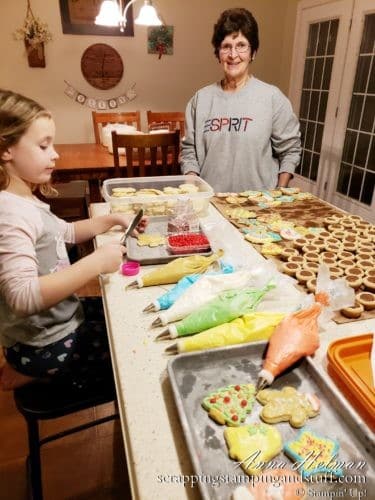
[146,111,185,137]
[92,110,141,145]
[111,130,180,177]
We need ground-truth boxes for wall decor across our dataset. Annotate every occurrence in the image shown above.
[81,44,123,90]
[59,0,134,37]
[63,80,137,110]
[147,25,173,59]
[13,0,52,67]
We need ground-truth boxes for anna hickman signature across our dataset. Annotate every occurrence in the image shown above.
[234,450,367,474]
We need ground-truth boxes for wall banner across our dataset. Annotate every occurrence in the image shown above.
[63,80,137,110]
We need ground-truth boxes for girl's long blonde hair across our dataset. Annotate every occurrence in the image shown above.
[0,89,56,196]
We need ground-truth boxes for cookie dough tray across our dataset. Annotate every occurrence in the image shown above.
[126,216,212,265]
[168,342,375,500]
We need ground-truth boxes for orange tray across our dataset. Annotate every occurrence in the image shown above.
[327,333,375,431]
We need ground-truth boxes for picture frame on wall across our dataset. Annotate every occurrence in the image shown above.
[59,0,134,37]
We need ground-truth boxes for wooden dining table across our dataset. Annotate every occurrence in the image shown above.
[54,144,115,202]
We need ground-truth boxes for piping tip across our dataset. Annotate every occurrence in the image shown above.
[165,343,178,355]
[126,280,138,290]
[143,303,155,313]
[256,377,268,393]
[151,317,162,328]
[155,329,171,341]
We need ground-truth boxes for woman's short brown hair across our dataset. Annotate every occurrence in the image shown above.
[212,8,259,59]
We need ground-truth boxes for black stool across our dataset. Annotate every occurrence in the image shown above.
[14,377,118,500]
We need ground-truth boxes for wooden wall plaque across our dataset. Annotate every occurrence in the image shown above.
[81,43,124,90]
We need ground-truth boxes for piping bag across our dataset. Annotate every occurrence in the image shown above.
[127,249,224,288]
[162,283,274,339]
[256,264,355,390]
[166,312,285,354]
[143,262,233,312]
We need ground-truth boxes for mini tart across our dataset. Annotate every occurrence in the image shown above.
[357,222,372,232]
[325,237,340,246]
[341,218,356,229]
[306,278,317,292]
[357,259,374,271]
[342,235,357,244]
[310,238,325,250]
[332,231,346,240]
[348,214,363,223]
[328,266,344,278]
[302,244,320,254]
[303,261,319,273]
[293,238,308,249]
[357,242,374,252]
[325,243,342,253]
[320,251,337,261]
[282,262,301,276]
[340,302,364,319]
[344,274,363,289]
[342,241,357,253]
[288,255,305,265]
[327,223,344,232]
[304,251,320,262]
[338,250,354,260]
[366,269,375,278]
[363,276,375,292]
[280,247,299,260]
[324,216,340,226]
[356,235,372,245]
[318,230,331,240]
[319,256,336,266]
[296,269,315,284]
[304,232,318,241]
[337,258,356,269]
[356,252,373,262]
[356,291,375,310]
[345,266,365,277]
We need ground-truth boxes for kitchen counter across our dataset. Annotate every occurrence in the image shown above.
[90,202,374,500]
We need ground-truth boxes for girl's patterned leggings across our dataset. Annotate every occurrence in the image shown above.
[4,298,113,389]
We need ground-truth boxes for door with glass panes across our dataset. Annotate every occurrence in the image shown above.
[289,0,374,222]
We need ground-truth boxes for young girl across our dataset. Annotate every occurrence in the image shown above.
[0,89,146,390]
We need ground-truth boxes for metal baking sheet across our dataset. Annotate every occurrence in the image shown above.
[168,342,375,500]
[126,216,212,265]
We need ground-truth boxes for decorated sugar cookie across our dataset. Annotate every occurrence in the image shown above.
[267,220,295,232]
[240,190,262,198]
[258,200,282,209]
[260,242,283,256]
[280,228,303,241]
[277,195,295,203]
[294,192,314,200]
[244,230,281,244]
[226,208,258,220]
[256,386,320,428]
[280,186,300,195]
[284,429,344,478]
[225,423,282,476]
[226,196,248,204]
[202,383,256,426]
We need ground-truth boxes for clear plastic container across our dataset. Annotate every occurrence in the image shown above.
[102,175,213,217]
[167,233,211,255]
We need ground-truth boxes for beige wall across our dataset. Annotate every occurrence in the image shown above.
[0,0,299,143]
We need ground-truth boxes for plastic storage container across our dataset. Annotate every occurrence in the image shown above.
[327,333,375,431]
[167,233,211,255]
[102,175,214,217]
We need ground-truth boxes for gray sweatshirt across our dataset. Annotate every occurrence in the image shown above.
[180,77,301,192]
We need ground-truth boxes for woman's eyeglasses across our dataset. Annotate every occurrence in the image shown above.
[219,42,250,54]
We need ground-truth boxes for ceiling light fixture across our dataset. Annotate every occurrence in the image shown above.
[95,0,162,32]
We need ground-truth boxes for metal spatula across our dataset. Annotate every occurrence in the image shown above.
[120,208,144,245]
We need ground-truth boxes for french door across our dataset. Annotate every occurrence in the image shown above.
[290,0,374,222]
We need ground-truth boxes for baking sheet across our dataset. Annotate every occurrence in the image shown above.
[126,216,212,265]
[168,342,375,500]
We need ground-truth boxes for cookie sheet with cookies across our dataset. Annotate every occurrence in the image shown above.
[168,342,374,500]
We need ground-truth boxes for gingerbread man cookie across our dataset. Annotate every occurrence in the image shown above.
[256,386,320,428]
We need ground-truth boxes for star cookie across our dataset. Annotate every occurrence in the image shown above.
[284,429,343,478]
[137,233,166,247]
[202,383,255,426]
[224,423,282,475]
[256,386,320,428]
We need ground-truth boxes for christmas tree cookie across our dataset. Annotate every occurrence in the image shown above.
[202,383,256,426]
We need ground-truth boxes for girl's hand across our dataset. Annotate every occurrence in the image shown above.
[114,214,148,236]
[92,244,126,274]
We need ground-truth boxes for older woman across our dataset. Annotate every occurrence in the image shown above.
[181,8,301,193]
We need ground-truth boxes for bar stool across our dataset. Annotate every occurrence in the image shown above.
[14,376,118,500]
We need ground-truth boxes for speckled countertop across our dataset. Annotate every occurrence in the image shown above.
[90,203,374,500]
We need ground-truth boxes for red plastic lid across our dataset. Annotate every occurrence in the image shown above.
[327,333,374,430]
[121,261,140,276]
